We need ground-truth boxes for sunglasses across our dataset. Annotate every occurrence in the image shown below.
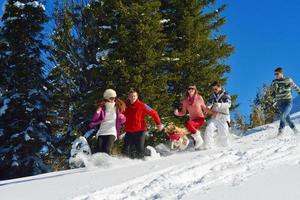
[188,88,195,91]
[274,73,280,76]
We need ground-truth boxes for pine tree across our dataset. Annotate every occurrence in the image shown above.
[0,0,52,179]
[160,0,234,103]
[250,83,279,128]
[103,0,169,110]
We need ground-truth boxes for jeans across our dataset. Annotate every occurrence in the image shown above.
[278,100,295,130]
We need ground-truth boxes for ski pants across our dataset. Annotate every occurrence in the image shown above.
[186,118,205,134]
[122,131,145,159]
[97,135,116,155]
[278,100,295,130]
[204,118,229,147]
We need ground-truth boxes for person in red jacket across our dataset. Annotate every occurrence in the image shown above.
[123,89,164,158]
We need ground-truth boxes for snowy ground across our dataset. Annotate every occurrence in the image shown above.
[1,113,300,200]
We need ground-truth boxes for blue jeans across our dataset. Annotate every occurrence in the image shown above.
[278,100,295,130]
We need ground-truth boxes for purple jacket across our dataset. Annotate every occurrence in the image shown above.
[88,106,126,138]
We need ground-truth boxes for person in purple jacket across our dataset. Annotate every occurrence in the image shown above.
[89,89,126,155]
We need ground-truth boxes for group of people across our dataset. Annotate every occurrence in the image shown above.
[88,67,300,159]
[89,89,163,158]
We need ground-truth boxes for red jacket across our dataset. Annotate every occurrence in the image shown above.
[124,99,161,133]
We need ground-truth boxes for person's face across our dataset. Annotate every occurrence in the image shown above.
[107,97,115,103]
[274,72,283,79]
[212,86,222,94]
[187,87,196,96]
[129,92,138,104]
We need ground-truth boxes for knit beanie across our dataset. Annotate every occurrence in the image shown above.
[103,89,117,99]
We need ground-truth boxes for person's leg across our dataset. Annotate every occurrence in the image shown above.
[204,119,217,148]
[284,101,296,129]
[186,118,205,134]
[101,135,116,155]
[134,131,145,159]
[122,133,132,157]
[278,101,288,131]
[97,136,104,152]
[215,119,230,147]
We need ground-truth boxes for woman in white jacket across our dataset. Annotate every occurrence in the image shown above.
[203,81,231,149]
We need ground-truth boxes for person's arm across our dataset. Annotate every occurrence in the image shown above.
[198,95,217,116]
[88,107,103,128]
[143,104,161,125]
[118,112,126,124]
[215,94,231,114]
[289,78,300,95]
[175,100,187,116]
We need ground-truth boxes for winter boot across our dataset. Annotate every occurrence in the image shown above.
[191,130,203,149]
[277,128,284,136]
[292,127,299,135]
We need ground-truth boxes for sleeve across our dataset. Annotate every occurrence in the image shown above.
[88,107,102,128]
[290,79,300,95]
[143,104,161,125]
[176,100,187,116]
[219,94,231,112]
[119,112,126,124]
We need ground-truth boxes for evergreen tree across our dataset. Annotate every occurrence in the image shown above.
[250,83,279,128]
[0,0,52,179]
[160,0,234,104]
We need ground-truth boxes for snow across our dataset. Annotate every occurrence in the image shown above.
[13,1,45,11]
[1,113,300,200]
[99,25,112,30]
[160,19,170,24]
[13,1,25,9]
[96,49,111,62]
[86,64,98,70]
[0,98,10,116]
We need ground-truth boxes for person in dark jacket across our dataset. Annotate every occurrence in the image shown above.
[203,81,231,149]
[123,89,164,159]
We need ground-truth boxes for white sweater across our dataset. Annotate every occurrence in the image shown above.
[96,102,117,139]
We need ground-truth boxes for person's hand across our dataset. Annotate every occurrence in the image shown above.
[211,111,218,116]
[157,124,164,131]
[96,106,102,113]
[174,109,179,116]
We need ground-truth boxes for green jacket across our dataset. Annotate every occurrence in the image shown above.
[271,77,300,102]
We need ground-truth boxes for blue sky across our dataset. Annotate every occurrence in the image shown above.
[1,0,300,120]
[217,0,300,119]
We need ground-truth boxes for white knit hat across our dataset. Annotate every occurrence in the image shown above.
[103,89,117,99]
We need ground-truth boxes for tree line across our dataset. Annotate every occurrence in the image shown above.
[0,0,235,180]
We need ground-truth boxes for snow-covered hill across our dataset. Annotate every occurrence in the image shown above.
[1,113,300,200]
[292,96,300,113]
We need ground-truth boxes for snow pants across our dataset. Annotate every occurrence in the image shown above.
[122,131,145,159]
[97,135,116,155]
[204,118,229,148]
[186,118,205,134]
